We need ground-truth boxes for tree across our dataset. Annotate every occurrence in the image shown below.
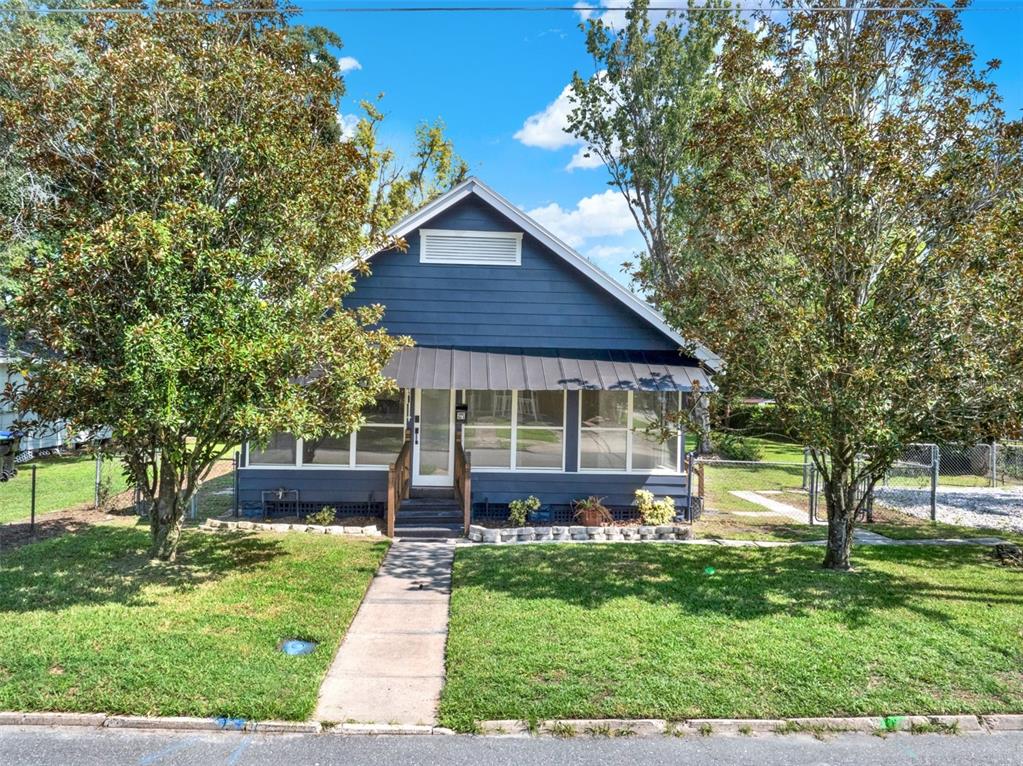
[0,1,413,560]
[359,106,470,238]
[570,1,1022,569]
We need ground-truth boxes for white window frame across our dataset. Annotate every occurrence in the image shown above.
[462,389,566,472]
[578,390,682,475]
[246,391,409,470]
[419,228,523,266]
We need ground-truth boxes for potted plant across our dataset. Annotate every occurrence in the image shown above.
[573,496,613,526]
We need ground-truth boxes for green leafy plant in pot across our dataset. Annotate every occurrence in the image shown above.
[573,496,613,526]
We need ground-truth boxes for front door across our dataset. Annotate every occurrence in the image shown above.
[413,389,454,486]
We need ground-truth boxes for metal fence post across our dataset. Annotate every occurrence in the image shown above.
[685,451,694,523]
[991,442,998,488]
[930,444,939,522]
[94,451,102,508]
[30,464,37,534]
[233,450,240,519]
[802,447,810,490]
[808,461,816,525]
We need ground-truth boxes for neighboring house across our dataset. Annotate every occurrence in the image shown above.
[0,324,70,454]
[237,178,719,536]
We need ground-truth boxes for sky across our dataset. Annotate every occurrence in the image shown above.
[297,1,1023,287]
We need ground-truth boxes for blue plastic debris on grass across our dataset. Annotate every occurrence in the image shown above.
[279,639,317,656]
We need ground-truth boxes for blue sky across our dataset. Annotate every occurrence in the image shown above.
[298,1,1023,286]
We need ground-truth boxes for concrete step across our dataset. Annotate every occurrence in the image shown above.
[393,524,463,540]
[397,511,463,523]
[409,487,456,500]
[398,499,464,511]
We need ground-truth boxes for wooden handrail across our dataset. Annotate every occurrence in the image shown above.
[386,436,412,537]
[454,438,471,535]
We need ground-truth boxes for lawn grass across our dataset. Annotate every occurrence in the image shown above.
[0,453,128,524]
[0,526,388,720]
[441,544,1023,731]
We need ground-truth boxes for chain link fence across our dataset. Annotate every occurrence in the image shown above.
[692,441,1023,535]
[876,442,1023,533]
[1,449,238,547]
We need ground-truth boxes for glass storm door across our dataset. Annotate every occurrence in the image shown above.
[413,389,454,486]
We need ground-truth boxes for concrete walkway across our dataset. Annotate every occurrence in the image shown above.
[314,540,454,725]
[730,490,811,523]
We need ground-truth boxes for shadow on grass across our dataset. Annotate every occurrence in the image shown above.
[0,525,285,614]
[453,544,1022,628]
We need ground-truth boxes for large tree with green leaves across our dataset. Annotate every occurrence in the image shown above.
[570,0,1022,569]
[0,2,423,560]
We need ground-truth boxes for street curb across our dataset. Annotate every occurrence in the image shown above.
[475,714,1023,738]
[1,712,1021,737]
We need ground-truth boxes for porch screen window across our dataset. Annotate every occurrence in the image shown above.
[249,432,297,465]
[253,392,406,468]
[356,392,406,466]
[579,391,680,472]
[462,390,512,468]
[463,390,564,470]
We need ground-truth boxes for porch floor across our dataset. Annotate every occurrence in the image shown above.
[313,540,454,725]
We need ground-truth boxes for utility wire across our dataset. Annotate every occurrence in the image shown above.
[7,3,1023,13]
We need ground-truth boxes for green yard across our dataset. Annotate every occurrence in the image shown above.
[441,544,1023,731]
[0,453,129,524]
[0,525,387,720]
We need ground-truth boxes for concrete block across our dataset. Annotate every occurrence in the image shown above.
[477,719,531,736]
[247,720,321,734]
[105,716,225,731]
[482,528,500,543]
[18,712,106,727]
[337,723,433,736]
[982,714,1023,731]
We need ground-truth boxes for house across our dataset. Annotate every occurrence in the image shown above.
[0,324,71,455]
[237,178,718,536]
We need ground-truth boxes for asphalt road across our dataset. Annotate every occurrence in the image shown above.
[2,728,1023,766]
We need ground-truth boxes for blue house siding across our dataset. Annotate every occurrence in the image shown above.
[237,468,388,513]
[470,472,688,509]
[346,196,680,351]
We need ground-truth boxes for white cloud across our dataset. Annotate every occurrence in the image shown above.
[577,0,676,29]
[336,112,360,141]
[513,83,578,150]
[566,146,604,171]
[586,244,632,262]
[525,190,635,248]
[337,56,362,74]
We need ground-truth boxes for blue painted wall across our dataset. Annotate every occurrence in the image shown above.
[237,468,388,510]
[346,196,679,351]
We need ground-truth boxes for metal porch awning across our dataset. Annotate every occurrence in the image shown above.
[381,347,712,392]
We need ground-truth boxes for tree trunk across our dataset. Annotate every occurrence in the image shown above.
[694,394,713,453]
[148,455,187,562]
[822,475,855,571]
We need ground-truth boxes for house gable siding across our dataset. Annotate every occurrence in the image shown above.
[346,196,678,351]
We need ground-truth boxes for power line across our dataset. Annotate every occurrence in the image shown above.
[7,3,1023,13]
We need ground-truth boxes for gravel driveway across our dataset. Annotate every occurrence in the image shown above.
[874,485,1023,534]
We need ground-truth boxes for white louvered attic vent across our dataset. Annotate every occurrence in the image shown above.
[419,228,522,266]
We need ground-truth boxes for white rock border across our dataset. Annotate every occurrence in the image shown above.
[200,518,383,537]
[466,523,693,544]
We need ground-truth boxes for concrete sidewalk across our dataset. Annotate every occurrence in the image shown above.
[314,540,454,725]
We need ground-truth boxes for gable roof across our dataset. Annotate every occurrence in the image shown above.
[378,177,721,371]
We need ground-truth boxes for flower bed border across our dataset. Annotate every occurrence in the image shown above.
[200,518,383,537]
[466,523,692,544]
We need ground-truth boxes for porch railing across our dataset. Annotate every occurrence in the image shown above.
[386,436,412,537]
[454,438,471,535]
